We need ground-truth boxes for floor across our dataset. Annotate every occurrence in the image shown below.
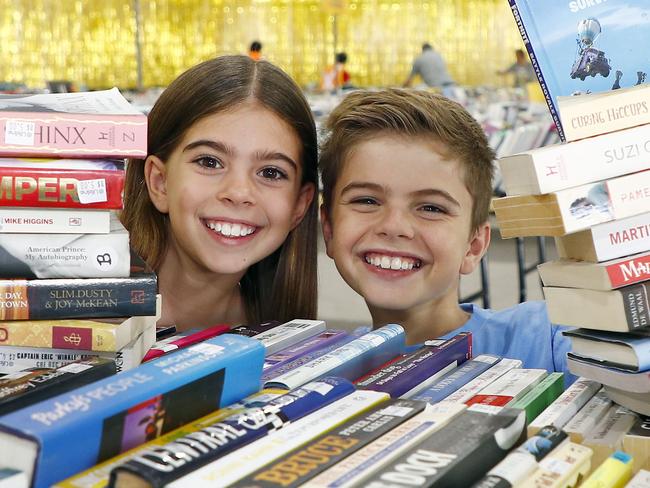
[317,217,557,330]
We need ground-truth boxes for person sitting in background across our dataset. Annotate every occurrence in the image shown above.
[497,49,535,88]
[248,40,263,61]
[319,88,575,385]
[403,43,455,94]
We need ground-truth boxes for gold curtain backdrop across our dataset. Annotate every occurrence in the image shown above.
[0,0,523,90]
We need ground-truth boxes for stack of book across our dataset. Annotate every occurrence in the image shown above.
[0,88,159,376]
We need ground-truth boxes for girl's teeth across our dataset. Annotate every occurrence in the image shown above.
[207,222,255,237]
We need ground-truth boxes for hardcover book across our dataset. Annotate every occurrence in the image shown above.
[603,386,650,416]
[0,212,130,279]
[0,262,157,320]
[0,158,125,209]
[564,328,650,372]
[0,207,111,233]
[555,211,650,262]
[567,355,650,393]
[497,122,650,197]
[142,324,230,362]
[0,357,116,415]
[538,251,650,291]
[544,282,649,332]
[493,169,650,238]
[507,0,650,141]
[0,334,265,488]
[0,88,147,158]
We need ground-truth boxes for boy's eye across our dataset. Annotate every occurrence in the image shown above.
[258,166,288,180]
[419,204,445,214]
[350,197,378,206]
[194,156,223,169]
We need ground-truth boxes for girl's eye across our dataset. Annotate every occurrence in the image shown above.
[194,156,223,169]
[259,167,288,180]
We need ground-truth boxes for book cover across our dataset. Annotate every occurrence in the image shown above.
[493,169,650,238]
[443,358,523,403]
[564,328,650,372]
[264,324,406,391]
[0,159,124,209]
[520,442,593,488]
[0,207,110,234]
[360,408,526,487]
[355,333,471,398]
[507,0,650,141]
[0,334,264,488]
[497,122,650,197]
[228,320,281,338]
[556,211,650,262]
[544,281,650,332]
[0,323,156,374]
[581,450,633,487]
[527,377,601,437]
[583,404,637,470]
[539,251,650,291]
[247,319,327,355]
[163,390,390,487]
[54,388,289,488]
[0,468,27,488]
[0,88,146,158]
[237,399,427,488]
[626,469,650,488]
[0,357,116,416]
[142,324,230,362]
[622,416,650,474]
[0,265,157,320]
[109,377,356,488]
[567,355,650,393]
[0,212,130,279]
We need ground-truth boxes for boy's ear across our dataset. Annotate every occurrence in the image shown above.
[460,222,491,275]
[144,155,170,214]
[320,204,334,259]
[291,182,316,229]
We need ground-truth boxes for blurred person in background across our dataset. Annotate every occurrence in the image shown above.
[403,43,455,97]
[497,49,535,88]
[248,40,263,61]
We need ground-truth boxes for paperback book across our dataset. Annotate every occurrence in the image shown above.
[564,328,650,372]
[567,355,650,393]
[142,324,230,362]
[580,450,633,488]
[562,389,613,443]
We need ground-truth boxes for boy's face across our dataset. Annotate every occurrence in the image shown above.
[321,134,489,315]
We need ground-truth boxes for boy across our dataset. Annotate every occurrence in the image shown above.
[319,89,572,378]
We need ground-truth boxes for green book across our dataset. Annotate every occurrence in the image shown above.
[509,372,564,424]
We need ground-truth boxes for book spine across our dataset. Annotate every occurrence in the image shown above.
[0,334,265,488]
[563,390,612,443]
[253,319,327,355]
[264,324,405,390]
[356,333,471,398]
[0,113,147,158]
[412,355,501,404]
[527,377,600,436]
[167,390,390,487]
[524,442,593,487]
[0,207,110,233]
[507,372,564,424]
[465,369,547,414]
[506,0,565,140]
[580,451,633,488]
[142,325,230,362]
[606,253,650,288]
[0,167,124,209]
[109,377,356,487]
[0,358,117,415]
[0,229,130,279]
[263,330,350,374]
[238,399,427,488]
[443,358,522,403]
[620,282,650,331]
[0,273,157,320]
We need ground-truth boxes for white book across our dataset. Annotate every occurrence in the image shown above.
[253,319,326,355]
[466,369,547,415]
[625,469,650,488]
[528,377,601,437]
[0,468,27,488]
[499,122,650,197]
[264,324,404,390]
[0,207,110,234]
[302,402,466,488]
[563,390,613,443]
[519,442,592,488]
[167,390,389,488]
[0,212,129,278]
[582,404,638,470]
[443,358,522,403]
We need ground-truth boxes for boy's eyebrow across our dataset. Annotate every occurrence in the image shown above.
[182,140,297,171]
[340,182,461,208]
[411,189,461,208]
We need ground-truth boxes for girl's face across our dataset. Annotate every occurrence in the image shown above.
[146,103,315,277]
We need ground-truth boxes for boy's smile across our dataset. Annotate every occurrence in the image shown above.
[322,134,489,321]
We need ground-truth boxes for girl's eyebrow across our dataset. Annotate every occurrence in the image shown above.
[182,140,297,171]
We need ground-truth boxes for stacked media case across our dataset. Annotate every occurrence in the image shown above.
[0,88,160,377]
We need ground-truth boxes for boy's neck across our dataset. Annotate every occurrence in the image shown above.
[368,296,471,346]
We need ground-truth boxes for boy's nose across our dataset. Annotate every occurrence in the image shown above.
[375,208,415,239]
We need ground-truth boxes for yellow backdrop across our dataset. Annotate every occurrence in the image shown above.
[0,0,524,90]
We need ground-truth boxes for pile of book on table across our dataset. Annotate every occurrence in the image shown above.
[0,89,159,378]
[0,314,649,487]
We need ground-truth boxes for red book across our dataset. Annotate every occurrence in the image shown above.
[0,159,124,209]
[142,324,230,362]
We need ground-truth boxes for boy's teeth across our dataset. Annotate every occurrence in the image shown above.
[365,254,419,270]
[207,221,255,237]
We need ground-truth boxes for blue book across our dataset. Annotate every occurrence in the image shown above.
[413,355,502,404]
[564,328,650,372]
[0,334,264,488]
[508,0,650,140]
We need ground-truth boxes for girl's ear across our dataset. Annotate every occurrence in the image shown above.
[144,155,170,214]
[460,222,491,275]
[290,182,316,229]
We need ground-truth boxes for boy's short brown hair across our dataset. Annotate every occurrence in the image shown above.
[319,89,495,233]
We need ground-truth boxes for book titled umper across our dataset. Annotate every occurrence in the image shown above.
[0,334,265,488]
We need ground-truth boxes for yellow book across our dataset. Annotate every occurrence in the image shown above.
[581,451,633,488]
[520,442,592,488]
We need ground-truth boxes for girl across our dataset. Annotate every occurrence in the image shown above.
[121,55,318,330]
